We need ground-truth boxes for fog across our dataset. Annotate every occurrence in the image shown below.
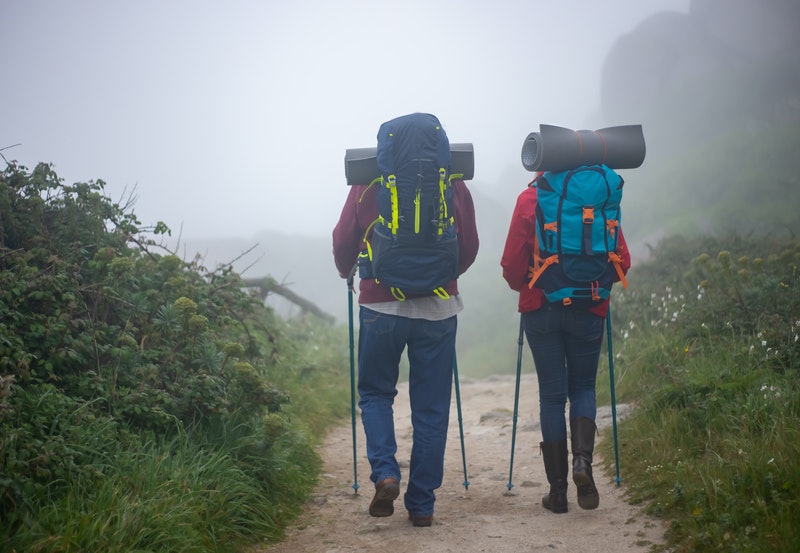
[1,0,690,240]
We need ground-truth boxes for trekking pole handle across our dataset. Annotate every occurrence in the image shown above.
[347,263,357,290]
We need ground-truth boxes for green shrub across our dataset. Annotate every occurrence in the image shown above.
[0,162,348,552]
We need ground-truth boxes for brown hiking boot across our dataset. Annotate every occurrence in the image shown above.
[369,477,400,517]
[408,513,433,527]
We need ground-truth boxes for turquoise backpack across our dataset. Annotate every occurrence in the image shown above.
[528,164,628,306]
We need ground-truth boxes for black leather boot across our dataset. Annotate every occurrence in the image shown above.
[540,440,568,513]
[570,416,600,510]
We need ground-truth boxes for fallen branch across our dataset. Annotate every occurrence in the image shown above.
[241,276,336,324]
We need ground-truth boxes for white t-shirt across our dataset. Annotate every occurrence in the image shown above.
[362,295,463,321]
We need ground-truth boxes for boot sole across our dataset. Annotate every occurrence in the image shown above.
[369,481,400,517]
[573,471,599,510]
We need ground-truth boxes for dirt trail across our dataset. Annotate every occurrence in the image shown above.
[255,373,666,553]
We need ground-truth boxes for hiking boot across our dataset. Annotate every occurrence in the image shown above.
[408,513,433,527]
[540,440,569,514]
[571,417,600,510]
[369,477,400,517]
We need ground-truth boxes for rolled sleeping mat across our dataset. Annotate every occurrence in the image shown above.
[345,142,474,185]
[521,124,645,173]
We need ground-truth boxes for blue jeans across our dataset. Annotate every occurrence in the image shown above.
[522,304,605,442]
[357,307,457,517]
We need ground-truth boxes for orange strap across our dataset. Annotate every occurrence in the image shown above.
[607,219,619,238]
[528,254,558,289]
[609,251,628,289]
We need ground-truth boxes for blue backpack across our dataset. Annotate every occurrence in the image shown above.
[358,113,460,300]
[527,164,628,306]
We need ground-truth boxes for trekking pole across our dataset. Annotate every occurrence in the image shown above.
[346,265,360,494]
[452,352,470,490]
[507,314,524,491]
[606,307,622,486]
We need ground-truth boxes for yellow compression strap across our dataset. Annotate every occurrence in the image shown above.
[390,287,406,301]
[433,287,450,300]
[415,188,421,233]
[436,168,447,235]
[443,173,461,229]
[358,177,382,204]
[362,218,380,260]
[386,175,399,234]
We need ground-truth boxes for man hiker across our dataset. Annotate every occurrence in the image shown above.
[332,112,479,527]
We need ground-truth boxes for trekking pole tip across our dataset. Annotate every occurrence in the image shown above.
[352,482,360,494]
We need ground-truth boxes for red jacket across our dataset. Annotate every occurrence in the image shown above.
[500,183,631,317]
[333,179,480,304]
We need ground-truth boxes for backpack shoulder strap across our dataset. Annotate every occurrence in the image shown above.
[527,175,558,289]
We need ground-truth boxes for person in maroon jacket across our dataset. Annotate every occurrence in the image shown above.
[500,174,630,514]
[333,153,479,527]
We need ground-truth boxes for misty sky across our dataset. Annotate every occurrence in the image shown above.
[2,0,690,240]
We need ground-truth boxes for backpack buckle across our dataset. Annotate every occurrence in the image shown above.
[582,207,594,224]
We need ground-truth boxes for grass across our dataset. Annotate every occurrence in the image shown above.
[2,415,320,553]
[596,234,800,552]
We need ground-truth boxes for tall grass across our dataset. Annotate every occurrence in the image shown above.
[2,403,324,553]
[597,234,800,552]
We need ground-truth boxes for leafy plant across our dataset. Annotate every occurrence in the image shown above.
[0,162,349,552]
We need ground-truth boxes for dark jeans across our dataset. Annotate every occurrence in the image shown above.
[522,304,605,442]
[357,307,457,517]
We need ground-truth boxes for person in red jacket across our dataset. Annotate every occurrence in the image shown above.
[333,141,479,527]
[500,173,630,514]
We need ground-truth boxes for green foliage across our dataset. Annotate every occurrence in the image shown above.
[0,162,349,552]
[599,233,800,552]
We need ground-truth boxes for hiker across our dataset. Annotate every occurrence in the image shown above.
[332,113,479,527]
[500,170,631,514]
